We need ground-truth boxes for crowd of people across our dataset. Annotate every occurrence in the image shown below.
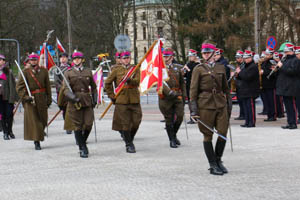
[0,40,299,176]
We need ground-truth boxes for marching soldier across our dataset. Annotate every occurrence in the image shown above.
[61,50,97,158]
[273,52,285,118]
[104,51,142,153]
[0,54,19,140]
[16,53,52,150]
[236,50,260,128]
[54,52,72,134]
[190,41,231,175]
[260,47,277,121]
[276,44,300,129]
[159,48,185,148]
[183,49,199,124]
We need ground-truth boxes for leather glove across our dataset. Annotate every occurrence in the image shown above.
[168,90,179,98]
[24,96,33,103]
[190,101,200,119]
[65,90,80,104]
[59,105,65,110]
[110,98,116,104]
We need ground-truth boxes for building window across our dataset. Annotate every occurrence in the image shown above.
[142,12,146,20]
[143,27,147,40]
[157,27,163,38]
[157,11,162,20]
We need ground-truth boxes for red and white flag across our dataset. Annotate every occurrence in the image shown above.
[56,37,66,53]
[93,67,104,105]
[39,43,56,70]
[140,39,168,94]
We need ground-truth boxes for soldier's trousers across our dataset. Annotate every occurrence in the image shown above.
[197,107,228,142]
[276,95,284,117]
[283,96,297,126]
[68,105,94,131]
[296,97,300,121]
[236,90,244,118]
[241,97,256,126]
[263,88,277,119]
[112,104,142,132]
[159,99,184,127]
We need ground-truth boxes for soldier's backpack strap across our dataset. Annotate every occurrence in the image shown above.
[28,69,43,89]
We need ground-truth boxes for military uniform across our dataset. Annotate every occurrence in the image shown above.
[0,55,19,140]
[105,63,142,153]
[190,42,231,176]
[16,66,52,143]
[159,63,185,148]
[62,67,97,131]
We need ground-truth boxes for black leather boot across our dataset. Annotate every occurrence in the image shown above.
[203,141,223,175]
[173,122,181,146]
[75,130,88,158]
[215,138,228,173]
[166,125,177,148]
[7,117,15,139]
[123,131,136,153]
[34,141,41,150]
[0,120,2,132]
[66,130,72,134]
[2,120,9,140]
[83,130,91,154]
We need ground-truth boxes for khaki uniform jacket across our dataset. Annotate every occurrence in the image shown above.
[105,64,140,104]
[190,62,230,109]
[63,67,97,107]
[161,63,186,99]
[16,67,52,141]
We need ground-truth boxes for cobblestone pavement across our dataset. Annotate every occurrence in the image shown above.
[0,95,299,200]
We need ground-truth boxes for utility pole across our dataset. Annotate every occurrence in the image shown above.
[254,0,261,54]
[66,0,72,55]
[133,0,137,64]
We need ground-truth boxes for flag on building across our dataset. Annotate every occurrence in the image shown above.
[93,67,104,104]
[140,39,168,94]
[56,38,66,53]
[39,43,56,70]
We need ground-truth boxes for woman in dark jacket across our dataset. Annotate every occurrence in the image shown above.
[0,54,19,140]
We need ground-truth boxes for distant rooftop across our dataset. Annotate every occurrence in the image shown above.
[135,0,171,6]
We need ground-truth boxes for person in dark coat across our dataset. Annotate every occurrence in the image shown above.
[0,54,19,140]
[236,50,260,128]
[276,44,300,129]
[183,49,200,124]
[233,50,245,120]
[260,47,277,121]
[273,52,285,118]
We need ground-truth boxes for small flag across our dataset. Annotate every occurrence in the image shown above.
[56,38,66,53]
[93,68,104,104]
[39,43,56,70]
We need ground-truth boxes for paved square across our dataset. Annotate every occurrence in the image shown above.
[1,95,299,200]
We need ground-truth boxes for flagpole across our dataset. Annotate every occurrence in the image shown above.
[99,40,158,120]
